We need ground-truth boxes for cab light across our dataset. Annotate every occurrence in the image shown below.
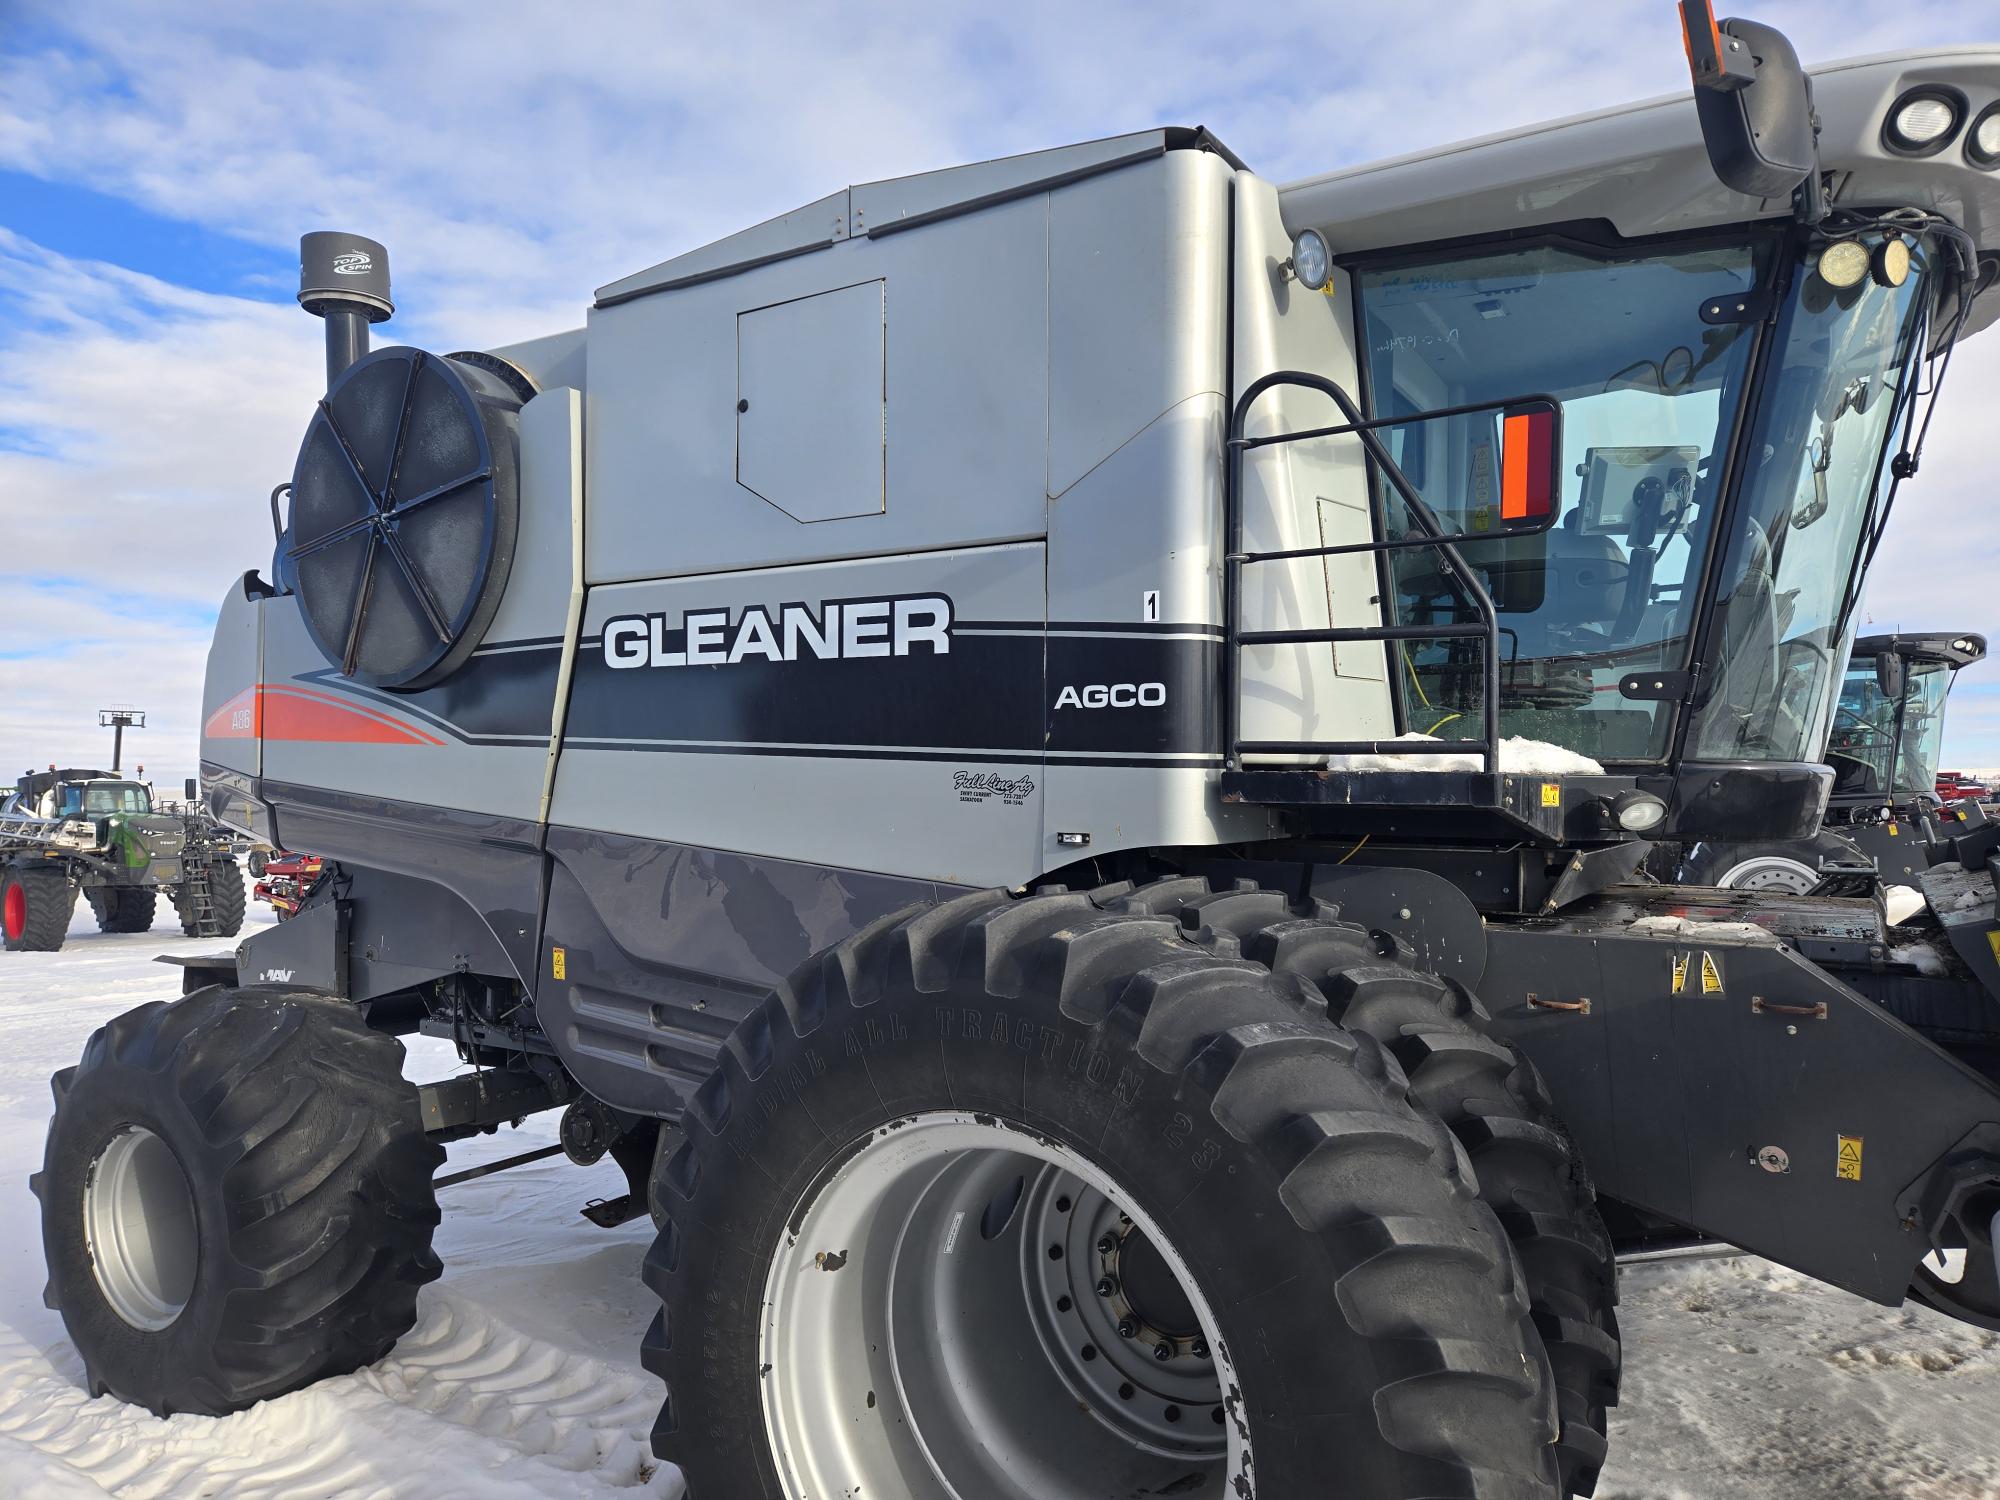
[1816,239,1871,289]
[1872,235,1911,288]
[1970,104,2000,169]
[1884,87,1964,156]
[1286,229,1331,292]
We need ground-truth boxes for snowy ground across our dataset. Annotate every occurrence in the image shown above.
[2,899,1999,1497]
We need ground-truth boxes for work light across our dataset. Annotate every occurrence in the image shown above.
[1884,87,1963,156]
[1970,104,2000,169]
[1287,229,1331,291]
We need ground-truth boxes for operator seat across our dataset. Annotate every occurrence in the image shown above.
[1505,512,1630,657]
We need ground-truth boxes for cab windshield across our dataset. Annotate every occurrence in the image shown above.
[1827,656,1952,803]
[57,783,154,817]
[1357,232,1931,766]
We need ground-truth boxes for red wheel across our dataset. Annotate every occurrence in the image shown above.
[3,882,24,942]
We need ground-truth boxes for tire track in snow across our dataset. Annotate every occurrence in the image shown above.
[0,1288,681,1499]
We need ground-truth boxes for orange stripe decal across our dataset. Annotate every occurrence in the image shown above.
[203,684,444,746]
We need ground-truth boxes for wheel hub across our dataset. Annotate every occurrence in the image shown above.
[1719,854,1819,894]
[83,1126,198,1332]
[759,1112,1242,1500]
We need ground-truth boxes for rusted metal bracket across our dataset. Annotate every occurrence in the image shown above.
[1751,996,1828,1020]
[1528,994,1592,1015]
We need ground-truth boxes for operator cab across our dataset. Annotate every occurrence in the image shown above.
[54,781,155,819]
[1828,631,1986,808]
[1226,27,2000,852]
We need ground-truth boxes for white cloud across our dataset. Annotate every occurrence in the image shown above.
[5,0,2000,774]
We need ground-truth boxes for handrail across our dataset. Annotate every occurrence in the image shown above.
[1222,371,1562,775]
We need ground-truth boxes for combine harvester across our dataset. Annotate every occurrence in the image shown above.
[1672,628,1986,890]
[30,7,2000,1496]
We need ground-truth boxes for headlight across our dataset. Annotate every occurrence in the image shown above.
[1970,104,2000,170]
[1287,228,1332,292]
[1883,87,1964,157]
[1610,790,1668,834]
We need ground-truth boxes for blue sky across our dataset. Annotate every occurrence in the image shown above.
[4,0,2000,782]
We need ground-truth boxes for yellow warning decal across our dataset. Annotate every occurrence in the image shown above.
[1541,782,1562,808]
[1671,952,1690,995]
[1886,822,1900,837]
[551,946,567,981]
[1837,1135,1863,1182]
[1699,951,1723,995]
[1987,930,2000,967]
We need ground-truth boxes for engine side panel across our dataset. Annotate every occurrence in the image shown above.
[535,826,968,1115]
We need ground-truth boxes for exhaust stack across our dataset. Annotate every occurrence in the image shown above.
[298,231,394,389]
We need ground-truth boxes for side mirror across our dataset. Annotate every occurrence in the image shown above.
[183,777,199,802]
[1680,4,1817,200]
[1875,651,1906,701]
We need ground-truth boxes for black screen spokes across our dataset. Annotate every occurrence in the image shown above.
[283,345,521,692]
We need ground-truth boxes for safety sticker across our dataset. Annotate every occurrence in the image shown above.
[1986,929,2000,968]
[1671,952,1691,995]
[1700,951,1723,995]
[551,945,567,981]
[1837,1134,1863,1182]
[1540,782,1561,807]
[1886,822,1900,837]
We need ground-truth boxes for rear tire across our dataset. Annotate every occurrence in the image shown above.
[646,878,1561,1499]
[3,869,74,952]
[31,985,443,1414]
[89,887,158,934]
[174,857,246,938]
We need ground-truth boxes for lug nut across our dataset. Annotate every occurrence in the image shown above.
[1192,1339,1209,1360]
[1154,1342,1174,1362]
[1117,1317,1138,1339]
[1096,1233,1119,1255]
[1096,1277,1118,1299]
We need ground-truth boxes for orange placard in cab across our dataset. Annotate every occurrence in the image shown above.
[1500,404,1558,525]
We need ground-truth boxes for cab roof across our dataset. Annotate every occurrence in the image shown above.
[1280,48,2000,337]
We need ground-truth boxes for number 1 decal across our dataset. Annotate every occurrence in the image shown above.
[1142,590,1159,622]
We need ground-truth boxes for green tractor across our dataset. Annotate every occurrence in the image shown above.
[0,768,246,952]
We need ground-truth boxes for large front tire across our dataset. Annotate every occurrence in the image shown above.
[31,985,443,1414]
[646,880,1561,1499]
[1161,884,1621,1495]
[88,887,158,934]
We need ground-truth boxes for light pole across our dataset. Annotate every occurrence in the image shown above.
[99,707,146,774]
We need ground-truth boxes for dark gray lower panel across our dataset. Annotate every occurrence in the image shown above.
[536,827,972,1117]
[1482,916,2000,1306]
[256,777,545,988]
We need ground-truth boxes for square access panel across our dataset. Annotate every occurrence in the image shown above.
[736,279,886,523]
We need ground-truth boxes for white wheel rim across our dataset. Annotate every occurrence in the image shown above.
[759,1111,1249,1499]
[1717,855,1819,895]
[84,1126,199,1331]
